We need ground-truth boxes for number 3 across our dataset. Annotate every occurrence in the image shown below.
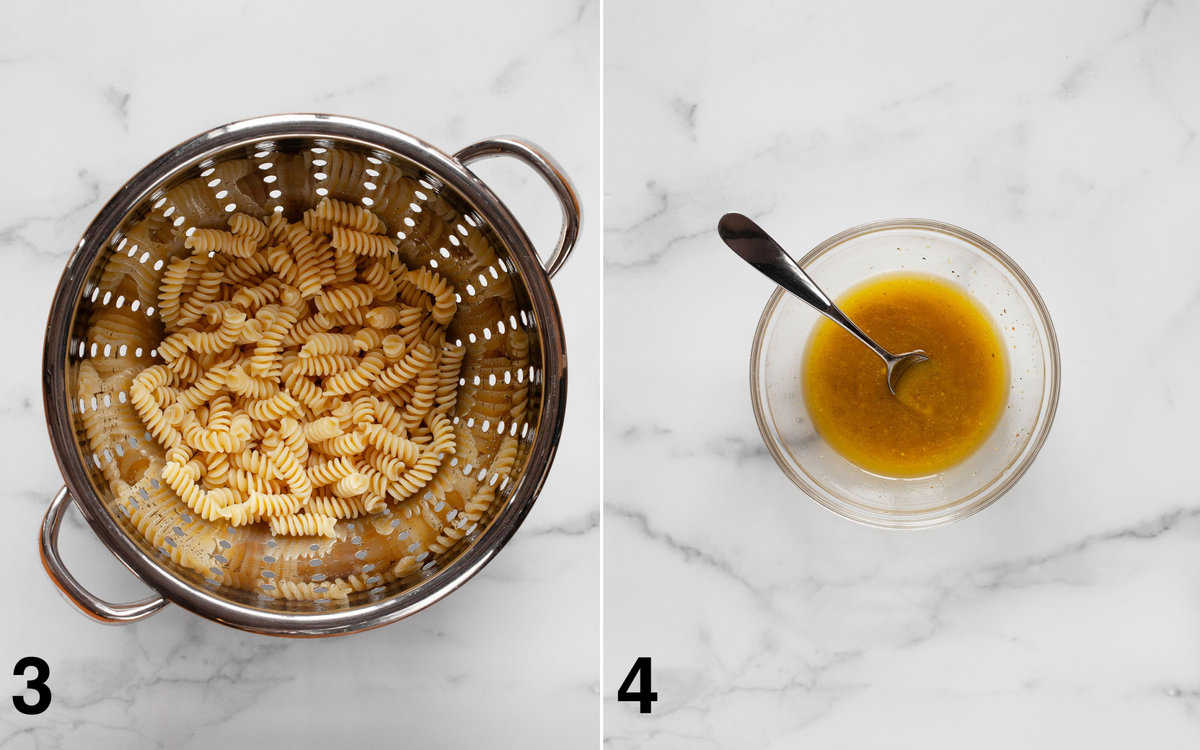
[12,657,51,715]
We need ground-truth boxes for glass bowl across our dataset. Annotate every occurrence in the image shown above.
[750,219,1061,529]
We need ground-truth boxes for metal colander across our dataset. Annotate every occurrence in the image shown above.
[40,114,578,636]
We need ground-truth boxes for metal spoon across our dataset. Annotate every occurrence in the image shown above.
[718,212,929,395]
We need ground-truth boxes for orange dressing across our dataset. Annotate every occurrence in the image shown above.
[802,273,1008,477]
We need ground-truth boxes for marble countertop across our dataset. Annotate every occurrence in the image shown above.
[1,1,599,747]
[604,0,1200,746]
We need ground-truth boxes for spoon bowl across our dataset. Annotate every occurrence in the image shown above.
[884,350,931,395]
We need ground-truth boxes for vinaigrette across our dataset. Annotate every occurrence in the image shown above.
[802,273,1008,477]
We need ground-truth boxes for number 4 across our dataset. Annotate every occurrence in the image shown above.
[617,656,658,714]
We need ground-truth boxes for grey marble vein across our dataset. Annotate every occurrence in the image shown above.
[607,504,774,609]
[531,510,601,537]
[103,87,130,130]
[0,171,102,254]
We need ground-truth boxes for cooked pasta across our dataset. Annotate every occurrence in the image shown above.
[65,141,546,615]
[306,493,369,520]
[229,212,270,245]
[300,332,359,357]
[360,423,420,464]
[314,196,387,234]
[330,225,396,258]
[313,283,374,314]
[129,204,464,538]
[307,455,356,486]
[185,228,258,258]
[375,341,435,392]
[268,513,337,538]
[404,267,458,325]
[156,256,194,328]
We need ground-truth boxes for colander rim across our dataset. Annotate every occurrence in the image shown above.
[42,113,568,635]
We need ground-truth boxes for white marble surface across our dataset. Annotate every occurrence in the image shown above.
[605,0,1200,746]
[1,1,599,747]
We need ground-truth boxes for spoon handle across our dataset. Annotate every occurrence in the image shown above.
[717,212,893,363]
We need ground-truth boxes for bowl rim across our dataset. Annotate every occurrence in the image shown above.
[749,217,1061,529]
[41,113,569,634]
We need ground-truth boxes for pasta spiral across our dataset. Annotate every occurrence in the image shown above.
[362,260,398,301]
[306,494,368,519]
[268,441,313,501]
[307,455,356,486]
[185,228,258,258]
[268,514,337,538]
[288,353,359,376]
[243,391,301,421]
[223,492,305,526]
[314,196,387,234]
[332,246,358,285]
[374,341,435,392]
[330,225,396,258]
[322,351,386,395]
[281,223,325,298]
[363,447,406,480]
[280,312,332,346]
[178,268,226,327]
[332,472,369,498]
[161,460,234,522]
[156,256,194,329]
[404,267,457,325]
[229,212,270,245]
[314,431,366,457]
[230,449,278,478]
[435,342,465,414]
[300,332,359,357]
[266,243,299,286]
[249,303,301,377]
[313,284,374,314]
[301,416,343,442]
[360,423,420,465]
[223,253,272,284]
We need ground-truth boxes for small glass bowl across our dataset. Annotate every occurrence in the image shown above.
[750,219,1061,529]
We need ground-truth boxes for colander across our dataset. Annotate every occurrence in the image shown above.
[40,114,579,636]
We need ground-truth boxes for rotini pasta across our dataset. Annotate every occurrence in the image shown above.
[301,416,343,443]
[185,228,258,258]
[156,255,194,329]
[300,332,359,357]
[313,283,374,314]
[375,341,435,392]
[129,202,463,540]
[330,225,397,258]
[403,267,458,325]
[322,351,386,396]
[307,455,356,486]
[268,513,337,538]
[332,246,358,285]
[360,423,420,464]
[288,353,360,376]
[306,493,368,519]
[435,342,465,414]
[314,196,387,234]
[229,212,270,245]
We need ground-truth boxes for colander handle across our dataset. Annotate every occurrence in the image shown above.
[40,486,168,624]
[454,137,581,279]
